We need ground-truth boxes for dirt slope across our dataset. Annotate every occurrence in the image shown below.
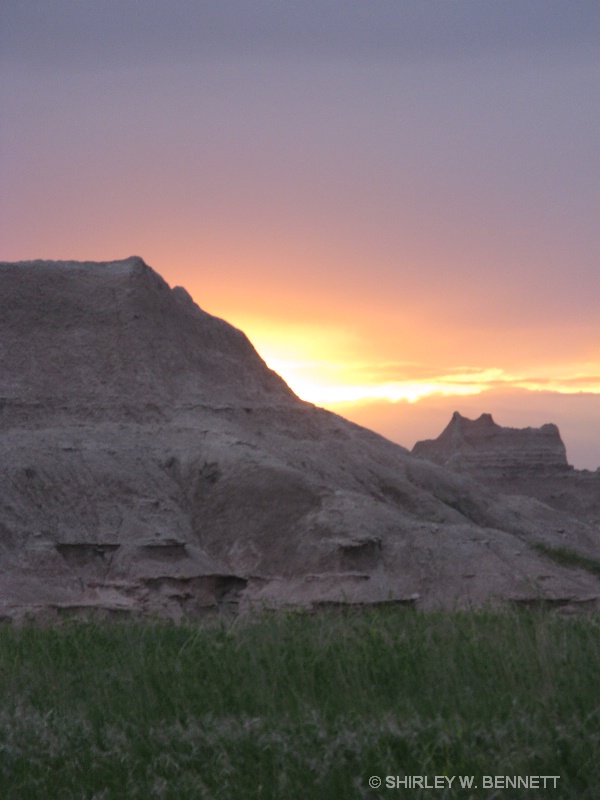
[1,258,599,620]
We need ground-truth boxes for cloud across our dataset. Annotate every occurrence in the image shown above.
[262,350,600,405]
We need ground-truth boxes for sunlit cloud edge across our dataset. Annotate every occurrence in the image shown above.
[265,359,600,407]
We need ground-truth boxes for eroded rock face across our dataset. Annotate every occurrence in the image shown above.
[412,412,569,477]
[0,257,293,422]
[412,412,600,524]
[1,258,600,620]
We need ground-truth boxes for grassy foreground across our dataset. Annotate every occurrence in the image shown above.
[0,608,599,799]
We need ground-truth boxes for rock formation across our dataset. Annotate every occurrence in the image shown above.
[1,258,600,620]
[412,412,600,524]
[412,412,569,477]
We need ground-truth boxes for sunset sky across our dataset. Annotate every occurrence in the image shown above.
[2,2,599,468]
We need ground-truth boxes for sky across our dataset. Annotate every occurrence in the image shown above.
[1,1,599,468]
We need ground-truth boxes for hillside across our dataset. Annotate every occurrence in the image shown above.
[1,257,599,620]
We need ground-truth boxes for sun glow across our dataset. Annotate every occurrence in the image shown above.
[252,334,600,409]
[265,362,491,405]
[221,313,600,411]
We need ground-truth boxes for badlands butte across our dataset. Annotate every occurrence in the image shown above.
[1,257,599,621]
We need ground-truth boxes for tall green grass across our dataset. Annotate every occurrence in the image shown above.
[0,608,599,798]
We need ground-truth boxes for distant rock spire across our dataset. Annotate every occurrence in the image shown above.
[412,412,568,476]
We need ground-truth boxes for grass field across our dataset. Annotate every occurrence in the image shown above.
[0,607,599,799]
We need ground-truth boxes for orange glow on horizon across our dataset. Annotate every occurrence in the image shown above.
[268,360,600,408]
[234,319,600,408]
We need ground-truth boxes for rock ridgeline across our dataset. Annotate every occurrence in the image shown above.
[412,412,599,523]
[1,258,600,621]
[412,412,569,478]
[0,257,293,425]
